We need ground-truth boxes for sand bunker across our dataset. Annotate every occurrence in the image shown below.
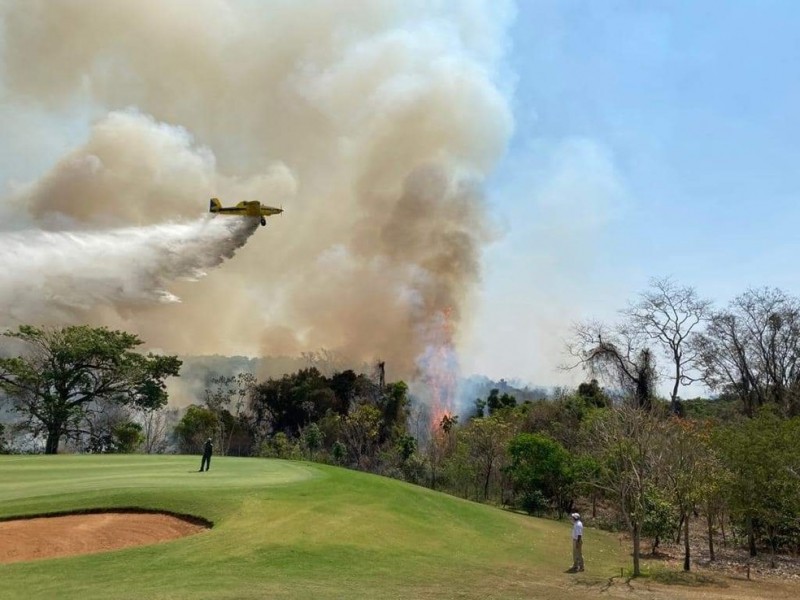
[0,511,209,563]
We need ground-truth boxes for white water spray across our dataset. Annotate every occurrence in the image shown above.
[0,216,258,324]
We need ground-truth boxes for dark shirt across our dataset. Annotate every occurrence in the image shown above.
[203,441,213,456]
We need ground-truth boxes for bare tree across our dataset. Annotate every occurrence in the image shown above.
[624,277,711,414]
[78,400,133,452]
[566,321,657,409]
[694,288,800,416]
[137,406,177,454]
[301,348,347,377]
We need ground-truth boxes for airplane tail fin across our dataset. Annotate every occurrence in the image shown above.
[209,198,221,213]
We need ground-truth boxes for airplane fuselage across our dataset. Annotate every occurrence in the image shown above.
[209,198,282,226]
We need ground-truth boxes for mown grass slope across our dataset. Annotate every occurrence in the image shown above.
[0,455,666,599]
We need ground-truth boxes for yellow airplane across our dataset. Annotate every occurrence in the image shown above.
[209,198,283,226]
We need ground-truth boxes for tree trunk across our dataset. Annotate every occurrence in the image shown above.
[747,516,757,557]
[683,512,691,571]
[632,523,642,577]
[707,511,715,561]
[676,513,685,543]
[45,426,62,454]
[770,533,777,569]
[720,511,727,547]
[671,358,681,415]
[483,464,492,500]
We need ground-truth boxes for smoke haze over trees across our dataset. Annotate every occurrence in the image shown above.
[0,1,515,385]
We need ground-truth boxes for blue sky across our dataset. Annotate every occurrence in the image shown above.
[463,0,800,386]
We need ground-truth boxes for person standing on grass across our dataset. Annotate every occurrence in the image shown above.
[199,437,213,472]
[569,512,584,572]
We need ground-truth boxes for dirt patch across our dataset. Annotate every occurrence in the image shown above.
[0,511,209,564]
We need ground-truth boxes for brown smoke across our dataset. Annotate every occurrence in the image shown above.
[1,0,514,379]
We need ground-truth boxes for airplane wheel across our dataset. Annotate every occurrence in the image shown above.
[260,217,267,226]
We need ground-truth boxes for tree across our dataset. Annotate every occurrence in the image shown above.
[204,372,256,455]
[463,416,511,501]
[260,431,299,459]
[472,397,487,418]
[694,288,800,416]
[572,454,603,518]
[174,405,218,454]
[576,379,610,408]
[0,325,181,454]
[486,388,516,414]
[328,370,364,415]
[379,381,410,442]
[137,405,175,454]
[249,369,323,436]
[714,410,800,558]
[249,368,372,437]
[302,422,322,460]
[662,418,713,571]
[697,441,728,562]
[112,421,144,453]
[641,485,679,555]
[567,321,657,410]
[624,278,711,414]
[506,433,575,516]
[331,440,346,464]
[584,405,669,576]
[81,399,135,453]
[340,403,382,469]
[440,439,477,498]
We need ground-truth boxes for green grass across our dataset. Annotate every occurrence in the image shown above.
[0,455,628,599]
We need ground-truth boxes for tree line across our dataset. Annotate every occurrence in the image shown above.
[3,279,800,577]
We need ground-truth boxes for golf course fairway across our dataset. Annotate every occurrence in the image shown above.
[0,455,784,599]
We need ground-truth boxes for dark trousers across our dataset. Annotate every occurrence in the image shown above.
[200,454,211,471]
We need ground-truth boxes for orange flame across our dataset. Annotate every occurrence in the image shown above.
[418,307,458,430]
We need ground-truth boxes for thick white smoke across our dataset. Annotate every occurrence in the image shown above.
[0,0,515,384]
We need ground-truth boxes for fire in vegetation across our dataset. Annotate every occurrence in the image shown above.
[415,307,460,429]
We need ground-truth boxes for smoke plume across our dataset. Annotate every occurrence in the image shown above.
[0,1,514,382]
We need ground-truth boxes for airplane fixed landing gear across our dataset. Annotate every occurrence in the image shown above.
[260,217,267,226]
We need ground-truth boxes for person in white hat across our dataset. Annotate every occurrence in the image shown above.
[569,513,584,572]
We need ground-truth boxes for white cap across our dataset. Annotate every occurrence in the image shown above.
[571,513,580,520]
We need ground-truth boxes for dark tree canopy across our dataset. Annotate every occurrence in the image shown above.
[250,368,380,436]
[0,325,181,454]
[486,388,516,414]
[577,379,610,408]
